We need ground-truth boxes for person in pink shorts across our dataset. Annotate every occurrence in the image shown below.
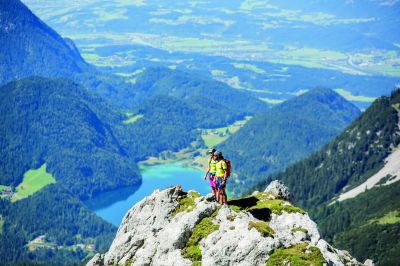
[204,148,217,199]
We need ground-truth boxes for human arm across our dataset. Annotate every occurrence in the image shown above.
[204,167,210,180]
[222,161,228,185]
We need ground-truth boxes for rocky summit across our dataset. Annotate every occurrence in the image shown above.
[88,182,371,266]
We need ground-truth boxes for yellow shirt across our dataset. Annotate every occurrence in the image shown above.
[208,158,217,173]
[216,160,227,177]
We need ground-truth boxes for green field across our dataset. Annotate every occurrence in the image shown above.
[259,98,286,105]
[202,134,229,149]
[123,114,144,124]
[377,210,400,225]
[201,116,252,148]
[0,185,11,191]
[92,7,128,22]
[0,215,3,234]
[334,89,376,102]
[232,63,265,74]
[369,210,400,225]
[12,164,56,202]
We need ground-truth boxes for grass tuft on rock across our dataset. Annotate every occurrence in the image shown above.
[248,221,275,237]
[182,217,219,263]
[124,258,135,266]
[266,243,326,266]
[172,191,201,216]
[228,192,305,216]
[291,227,309,234]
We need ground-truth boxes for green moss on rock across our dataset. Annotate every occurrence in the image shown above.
[172,191,201,216]
[230,205,242,213]
[291,227,309,234]
[124,258,134,266]
[266,243,326,266]
[182,217,219,263]
[248,221,275,237]
[227,215,236,221]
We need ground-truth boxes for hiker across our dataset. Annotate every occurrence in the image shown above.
[214,151,228,205]
[204,148,217,198]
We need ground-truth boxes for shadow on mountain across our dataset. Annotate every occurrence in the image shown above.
[84,182,142,211]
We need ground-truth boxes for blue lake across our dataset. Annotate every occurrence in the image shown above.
[85,163,210,226]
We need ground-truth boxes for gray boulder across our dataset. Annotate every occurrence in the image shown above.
[264,180,292,201]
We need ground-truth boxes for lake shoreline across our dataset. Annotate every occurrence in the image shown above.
[85,163,209,226]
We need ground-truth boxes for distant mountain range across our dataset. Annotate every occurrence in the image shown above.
[20,0,400,109]
[219,88,361,196]
[253,89,400,265]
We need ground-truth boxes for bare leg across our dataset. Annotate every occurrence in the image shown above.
[222,188,227,204]
[216,188,221,203]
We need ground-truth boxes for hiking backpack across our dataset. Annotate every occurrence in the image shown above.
[224,159,231,177]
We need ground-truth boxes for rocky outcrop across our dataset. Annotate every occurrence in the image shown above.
[88,183,371,266]
[264,180,292,201]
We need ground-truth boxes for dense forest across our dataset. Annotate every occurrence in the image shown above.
[219,88,360,196]
[131,67,268,114]
[253,88,400,209]
[251,88,400,265]
[0,0,89,85]
[0,184,116,266]
[313,181,400,266]
[118,94,245,160]
[0,77,141,200]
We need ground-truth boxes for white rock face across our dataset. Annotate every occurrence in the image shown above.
[264,180,292,201]
[87,185,370,266]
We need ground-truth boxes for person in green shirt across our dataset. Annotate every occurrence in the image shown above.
[214,151,228,204]
[204,148,217,198]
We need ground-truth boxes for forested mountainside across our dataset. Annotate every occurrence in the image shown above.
[219,88,360,196]
[0,77,141,199]
[0,185,116,266]
[252,88,400,265]
[254,89,400,209]
[0,0,89,84]
[315,181,400,266]
[119,95,244,160]
[131,67,267,114]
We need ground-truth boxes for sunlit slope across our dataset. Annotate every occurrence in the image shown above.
[219,88,360,196]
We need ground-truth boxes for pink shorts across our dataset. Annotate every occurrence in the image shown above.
[209,173,216,188]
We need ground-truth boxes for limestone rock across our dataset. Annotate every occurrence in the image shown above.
[88,182,369,266]
[264,180,292,201]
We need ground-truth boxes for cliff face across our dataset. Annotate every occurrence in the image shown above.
[88,182,371,266]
